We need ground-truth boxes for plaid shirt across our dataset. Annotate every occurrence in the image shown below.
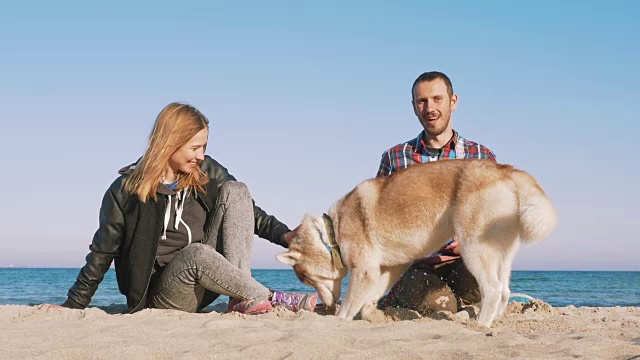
[377,130,496,177]
[376,129,495,264]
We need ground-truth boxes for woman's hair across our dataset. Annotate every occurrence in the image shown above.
[124,102,210,202]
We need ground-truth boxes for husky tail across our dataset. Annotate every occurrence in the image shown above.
[510,169,557,243]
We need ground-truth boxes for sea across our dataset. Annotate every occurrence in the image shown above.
[1,268,639,309]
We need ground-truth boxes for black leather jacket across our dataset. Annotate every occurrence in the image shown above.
[65,156,290,312]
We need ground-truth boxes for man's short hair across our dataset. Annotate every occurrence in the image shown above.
[411,71,454,100]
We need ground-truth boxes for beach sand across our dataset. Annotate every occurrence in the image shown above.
[1,301,638,360]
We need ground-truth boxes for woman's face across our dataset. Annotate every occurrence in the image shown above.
[168,128,208,176]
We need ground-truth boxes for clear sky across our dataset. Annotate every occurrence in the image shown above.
[1,1,638,270]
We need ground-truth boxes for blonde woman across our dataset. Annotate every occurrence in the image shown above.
[62,102,317,314]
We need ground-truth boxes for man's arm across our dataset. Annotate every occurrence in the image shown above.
[377,151,392,177]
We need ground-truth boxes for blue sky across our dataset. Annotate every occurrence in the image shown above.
[1,1,638,270]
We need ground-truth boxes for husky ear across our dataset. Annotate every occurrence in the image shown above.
[301,213,320,222]
[302,214,324,231]
[312,215,324,230]
[276,251,301,266]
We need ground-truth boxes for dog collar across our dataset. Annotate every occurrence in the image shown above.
[322,213,344,270]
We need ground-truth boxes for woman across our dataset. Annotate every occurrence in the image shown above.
[62,102,316,314]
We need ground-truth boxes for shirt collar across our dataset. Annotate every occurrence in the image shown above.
[415,129,459,154]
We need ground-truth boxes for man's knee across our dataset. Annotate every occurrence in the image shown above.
[387,268,458,314]
[447,260,481,304]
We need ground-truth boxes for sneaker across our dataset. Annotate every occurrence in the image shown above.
[270,291,318,312]
[228,298,273,314]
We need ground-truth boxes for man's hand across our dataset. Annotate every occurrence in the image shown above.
[439,237,460,256]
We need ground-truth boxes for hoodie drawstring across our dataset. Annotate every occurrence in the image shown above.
[162,195,171,240]
[174,189,192,244]
[161,188,192,244]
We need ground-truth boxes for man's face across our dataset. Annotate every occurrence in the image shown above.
[412,79,458,138]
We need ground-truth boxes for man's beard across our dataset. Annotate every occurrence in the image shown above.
[422,113,451,137]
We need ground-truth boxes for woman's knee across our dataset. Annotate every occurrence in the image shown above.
[219,181,252,201]
[180,243,217,263]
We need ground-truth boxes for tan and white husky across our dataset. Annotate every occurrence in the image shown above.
[277,159,557,328]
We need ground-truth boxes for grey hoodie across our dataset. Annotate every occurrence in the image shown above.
[155,184,207,267]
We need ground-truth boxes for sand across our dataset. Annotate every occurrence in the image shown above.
[0,301,638,360]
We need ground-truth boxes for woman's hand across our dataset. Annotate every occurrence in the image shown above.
[283,225,300,246]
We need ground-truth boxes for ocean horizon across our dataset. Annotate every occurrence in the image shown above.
[1,268,639,309]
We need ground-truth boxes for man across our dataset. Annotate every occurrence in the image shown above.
[377,71,496,315]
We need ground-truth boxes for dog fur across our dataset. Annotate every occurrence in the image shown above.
[277,159,557,328]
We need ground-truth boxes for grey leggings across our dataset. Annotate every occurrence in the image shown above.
[148,181,271,312]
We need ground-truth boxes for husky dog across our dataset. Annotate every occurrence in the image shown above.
[277,159,556,328]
